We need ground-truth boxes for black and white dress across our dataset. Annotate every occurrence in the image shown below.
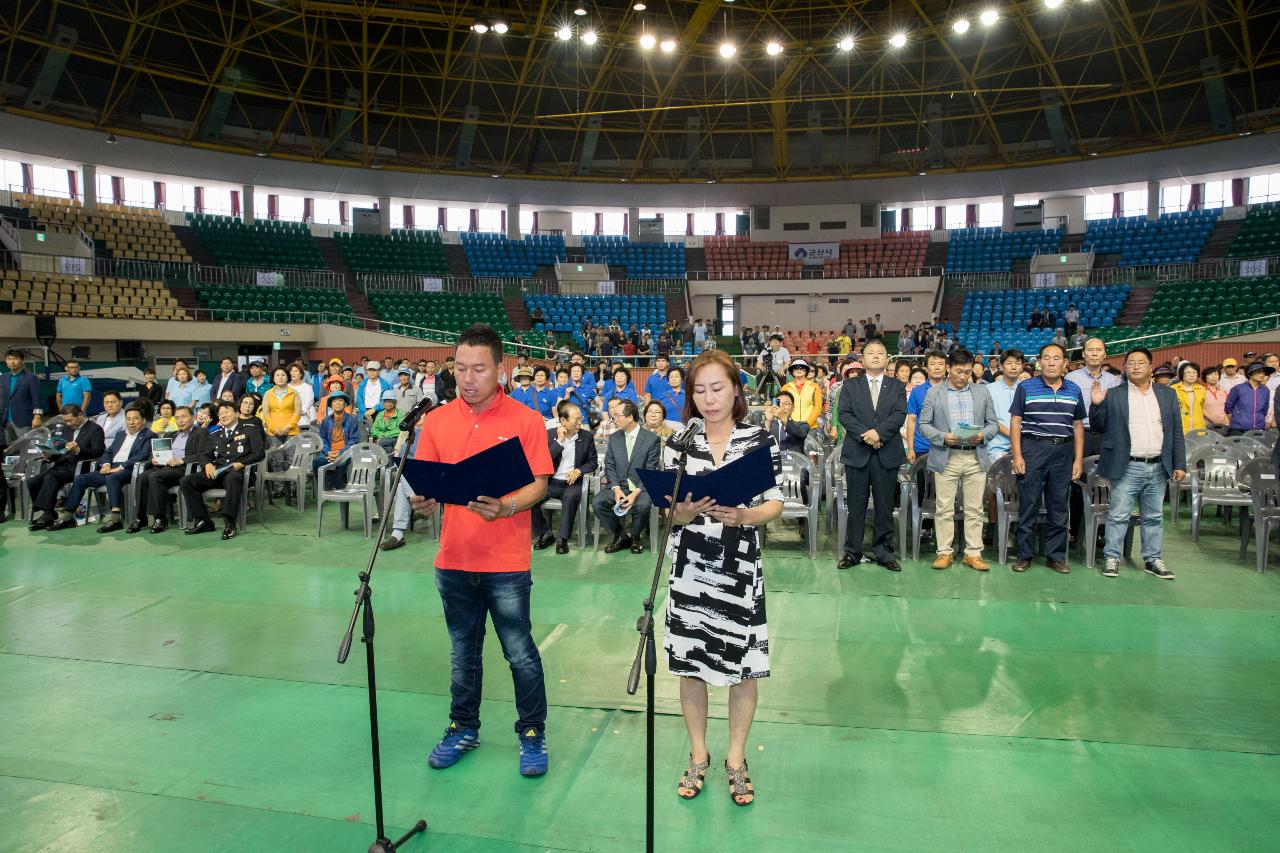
[663,422,785,687]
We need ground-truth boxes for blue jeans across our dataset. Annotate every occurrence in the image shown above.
[434,569,546,734]
[1104,460,1167,561]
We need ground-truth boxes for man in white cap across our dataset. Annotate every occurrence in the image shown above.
[355,360,394,419]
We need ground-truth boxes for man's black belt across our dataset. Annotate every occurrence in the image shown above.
[1129,454,1162,463]
[1023,433,1071,446]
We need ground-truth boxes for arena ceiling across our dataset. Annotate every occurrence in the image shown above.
[2,0,1278,184]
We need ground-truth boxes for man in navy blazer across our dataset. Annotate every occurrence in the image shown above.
[49,406,154,533]
[533,401,598,554]
[2,348,44,441]
[210,357,247,402]
[28,404,106,529]
[1089,347,1186,580]
[836,340,908,571]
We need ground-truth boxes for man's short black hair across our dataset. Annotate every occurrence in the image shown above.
[667,366,683,381]
[924,349,948,363]
[456,323,503,366]
[175,406,194,416]
[556,400,579,420]
[1039,343,1067,359]
[770,334,783,342]
[776,390,795,405]
[1001,348,1025,364]
[60,403,83,417]
[1125,347,1154,363]
[947,349,976,367]
[102,390,122,401]
[619,400,640,421]
[124,404,145,417]
[5,348,24,359]
[216,400,237,413]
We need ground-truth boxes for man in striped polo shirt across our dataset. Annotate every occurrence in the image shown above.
[1009,343,1086,574]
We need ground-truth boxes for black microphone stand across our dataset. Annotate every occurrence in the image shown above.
[627,439,692,853]
[337,407,432,853]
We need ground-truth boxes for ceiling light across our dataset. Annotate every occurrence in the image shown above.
[255,150,267,157]
[491,173,501,178]
[765,41,783,56]
[659,38,676,53]
[556,26,573,40]
[952,18,970,34]
[706,179,716,184]
[889,32,908,48]
[837,36,855,52]
[105,132,118,144]
[370,161,382,169]
[581,29,598,45]
[1044,0,1064,8]
[633,2,646,9]
[639,33,656,50]
[471,22,488,34]
[1088,151,1098,156]
[979,9,999,26]
[492,21,509,34]
[917,170,927,176]
[574,6,587,16]
[718,41,736,58]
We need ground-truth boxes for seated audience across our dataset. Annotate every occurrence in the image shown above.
[642,400,677,443]
[532,401,598,555]
[48,405,154,533]
[763,390,810,453]
[130,404,213,533]
[94,390,126,444]
[150,400,178,436]
[179,399,266,540]
[592,400,661,554]
[315,392,361,488]
[27,404,106,530]
[369,390,404,454]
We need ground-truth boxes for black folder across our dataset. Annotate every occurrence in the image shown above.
[634,444,777,510]
[398,437,535,506]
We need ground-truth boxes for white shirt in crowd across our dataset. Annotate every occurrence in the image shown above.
[553,432,578,482]
[112,430,141,465]
[1218,372,1247,392]
[1127,382,1164,458]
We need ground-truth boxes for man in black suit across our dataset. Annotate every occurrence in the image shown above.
[836,339,908,571]
[533,401,598,554]
[28,404,107,530]
[1089,346,1186,580]
[180,399,266,540]
[129,404,214,534]
[591,400,662,554]
[763,390,810,453]
[48,406,154,533]
[211,356,247,402]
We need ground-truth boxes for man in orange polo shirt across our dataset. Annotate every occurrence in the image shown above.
[409,324,554,777]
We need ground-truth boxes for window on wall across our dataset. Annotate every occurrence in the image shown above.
[96,173,113,203]
[1248,174,1280,204]
[314,199,342,225]
[519,209,535,234]
[171,183,197,213]
[1084,194,1112,220]
[30,164,71,199]
[204,186,233,216]
[446,207,470,232]
[977,202,1002,227]
[692,211,717,236]
[1161,184,1190,213]
[944,204,967,229]
[909,206,931,232]
[0,159,23,194]
[1120,189,1146,218]
[601,211,625,235]
[477,207,502,233]
[1202,179,1229,209]
[387,204,404,230]
[571,211,596,235]
[276,194,304,222]
[660,211,686,236]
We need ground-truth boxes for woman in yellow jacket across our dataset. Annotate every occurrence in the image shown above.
[780,359,823,429]
[261,366,302,443]
[1173,361,1207,433]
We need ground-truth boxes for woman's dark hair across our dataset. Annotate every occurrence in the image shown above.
[684,350,748,422]
[667,366,683,382]
[643,400,666,421]
[199,402,218,421]
[613,366,632,385]
[777,390,796,404]
[271,366,289,383]
[533,364,549,379]
[237,393,261,414]
[909,366,927,382]
[1177,361,1201,381]
[158,399,175,415]
[1202,364,1221,382]
[455,323,503,366]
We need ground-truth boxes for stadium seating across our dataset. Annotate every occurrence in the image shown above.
[945,227,1063,273]
[459,233,565,278]
[185,213,325,270]
[194,284,354,324]
[581,236,686,279]
[822,233,929,277]
[367,290,514,336]
[1227,202,1280,258]
[956,284,1131,354]
[524,293,666,341]
[333,229,448,275]
[703,236,801,279]
[1083,210,1220,266]
[14,194,191,264]
[0,268,187,320]
[1093,275,1280,346]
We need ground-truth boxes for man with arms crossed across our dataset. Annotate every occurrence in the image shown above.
[409,325,554,777]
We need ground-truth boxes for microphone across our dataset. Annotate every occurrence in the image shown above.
[668,417,704,450]
[398,395,436,432]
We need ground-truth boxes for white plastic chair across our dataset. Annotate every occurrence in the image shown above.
[316,442,387,538]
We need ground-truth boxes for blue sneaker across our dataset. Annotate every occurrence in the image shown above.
[427,722,479,769]
[518,728,548,777]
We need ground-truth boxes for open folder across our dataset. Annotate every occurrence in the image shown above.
[397,437,535,506]
[634,445,777,510]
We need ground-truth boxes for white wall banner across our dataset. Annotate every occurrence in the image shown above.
[788,242,839,266]
[58,256,88,275]
[596,280,617,294]
[1239,258,1268,277]
[256,271,282,287]
[421,276,444,292]
[1033,272,1057,288]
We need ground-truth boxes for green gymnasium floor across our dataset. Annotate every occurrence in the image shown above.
[2,502,1278,853]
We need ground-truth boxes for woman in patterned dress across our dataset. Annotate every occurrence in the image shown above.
[664,350,784,806]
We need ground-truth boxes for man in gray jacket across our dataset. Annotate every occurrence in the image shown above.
[919,349,1001,571]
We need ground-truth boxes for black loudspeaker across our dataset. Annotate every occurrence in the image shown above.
[34,316,57,339]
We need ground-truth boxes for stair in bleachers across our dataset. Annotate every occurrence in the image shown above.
[1082,210,1220,266]
[665,294,688,324]
[1202,217,1243,260]
[314,238,375,320]
[0,204,37,230]
[444,244,472,278]
[504,297,532,332]
[1115,285,1154,328]
[566,246,586,264]
[938,293,966,331]
[957,283,1131,353]
[924,238,949,270]
[167,284,204,316]
[685,247,707,276]
[171,225,215,267]
[1060,233,1085,254]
